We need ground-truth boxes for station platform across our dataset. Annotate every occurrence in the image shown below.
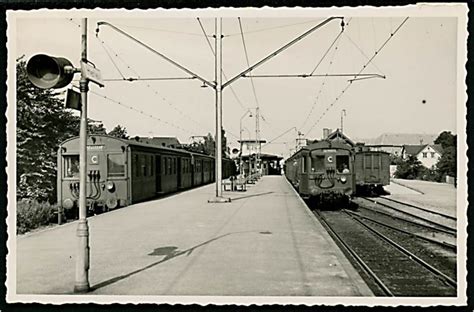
[386,179,457,218]
[14,176,372,298]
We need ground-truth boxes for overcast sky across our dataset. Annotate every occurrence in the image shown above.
[10,6,466,158]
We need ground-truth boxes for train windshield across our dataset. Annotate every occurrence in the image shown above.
[311,155,325,172]
[108,154,125,177]
[336,155,350,173]
[64,155,79,178]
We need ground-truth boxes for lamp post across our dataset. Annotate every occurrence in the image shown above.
[239,109,253,176]
[26,17,105,293]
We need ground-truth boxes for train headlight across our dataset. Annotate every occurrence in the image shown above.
[340,176,347,184]
[106,181,115,192]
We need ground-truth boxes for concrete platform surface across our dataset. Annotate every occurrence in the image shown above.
[15,176,372,297]
[387,179,456,217]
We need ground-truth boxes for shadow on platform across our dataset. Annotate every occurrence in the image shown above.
[90,230,270,291]
[230,191,274,201]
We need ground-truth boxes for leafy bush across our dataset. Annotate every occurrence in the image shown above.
[17,200,57,234]
[394,155,425,179]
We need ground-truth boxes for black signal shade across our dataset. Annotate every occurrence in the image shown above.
[26,54,74,89]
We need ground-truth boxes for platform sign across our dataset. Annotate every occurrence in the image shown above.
[64,88,81,111]
[81,61,104,87]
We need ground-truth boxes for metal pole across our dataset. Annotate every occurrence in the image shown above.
[210,17,228,202]
[341,109,346,133]
[239,118,243,177]
[74,18,90,293]
[255,107,260,174]
[216,17,222,197]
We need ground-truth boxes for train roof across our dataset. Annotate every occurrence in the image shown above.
[305,139,353,150]
[285,139,353,162]
[59,135,220,160]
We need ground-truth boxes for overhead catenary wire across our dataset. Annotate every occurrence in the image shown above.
[305,17,409,136]
[299,30,343,130]
[90,90,195,135]
[344,31,385,76]
[97,21,215,88]
[95,33,212,134]
[238,17,260,110]
[225,19,323,37]
[196,17,247,111]
[309,28,344,75]
[113,23,209,37]
[66,18,81,28]
[261,127,297,149]
[97,36,126,79]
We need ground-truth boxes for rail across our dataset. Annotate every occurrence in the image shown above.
[345,210,457,289]
[360,197,456,233]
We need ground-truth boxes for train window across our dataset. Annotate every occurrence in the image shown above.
[336,155,350,173]
[135,155,140,177]
[141,155,147,177]
[168,157,172,175]
[364,155,372,169]
[149,155,154,176]
[302,157,306,173]
[64,155,80,178]
[311,155,325,171]
[373,155,380,169]
[107,154,125,177]
[173,158,177,174]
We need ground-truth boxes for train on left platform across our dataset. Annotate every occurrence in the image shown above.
[57,135,236,217]
[284,139,390,208]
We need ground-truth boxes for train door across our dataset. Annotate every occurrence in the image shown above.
[155,155,162,193]
[177,157,182,189]
[201,159,204,183]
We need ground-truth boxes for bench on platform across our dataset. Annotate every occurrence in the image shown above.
[222,176,247,191]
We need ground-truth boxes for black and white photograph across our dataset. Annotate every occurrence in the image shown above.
[5,4,468,306]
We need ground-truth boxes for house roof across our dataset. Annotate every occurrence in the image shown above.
[360,133,437,145]
[135,136,181,147]
[431,144,444,155]
[326,129,355,147]
[403,144,427,156]
[403,144,444,157]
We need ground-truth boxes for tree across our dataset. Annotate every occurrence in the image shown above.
[221,128,229,158]
[16,57,79,203]
[394,155,425,180]
[434,131,456,149]
[183,130,229,157]
[88,120,107,135]
[434,131,456,180]
[108,124,129,139]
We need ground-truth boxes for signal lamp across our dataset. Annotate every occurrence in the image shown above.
[27,54,75,89]
[63,198,74,210]
[340,176,347,183]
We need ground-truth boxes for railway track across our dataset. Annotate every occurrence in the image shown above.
[358,196,456,233]
[313,209,457,296]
